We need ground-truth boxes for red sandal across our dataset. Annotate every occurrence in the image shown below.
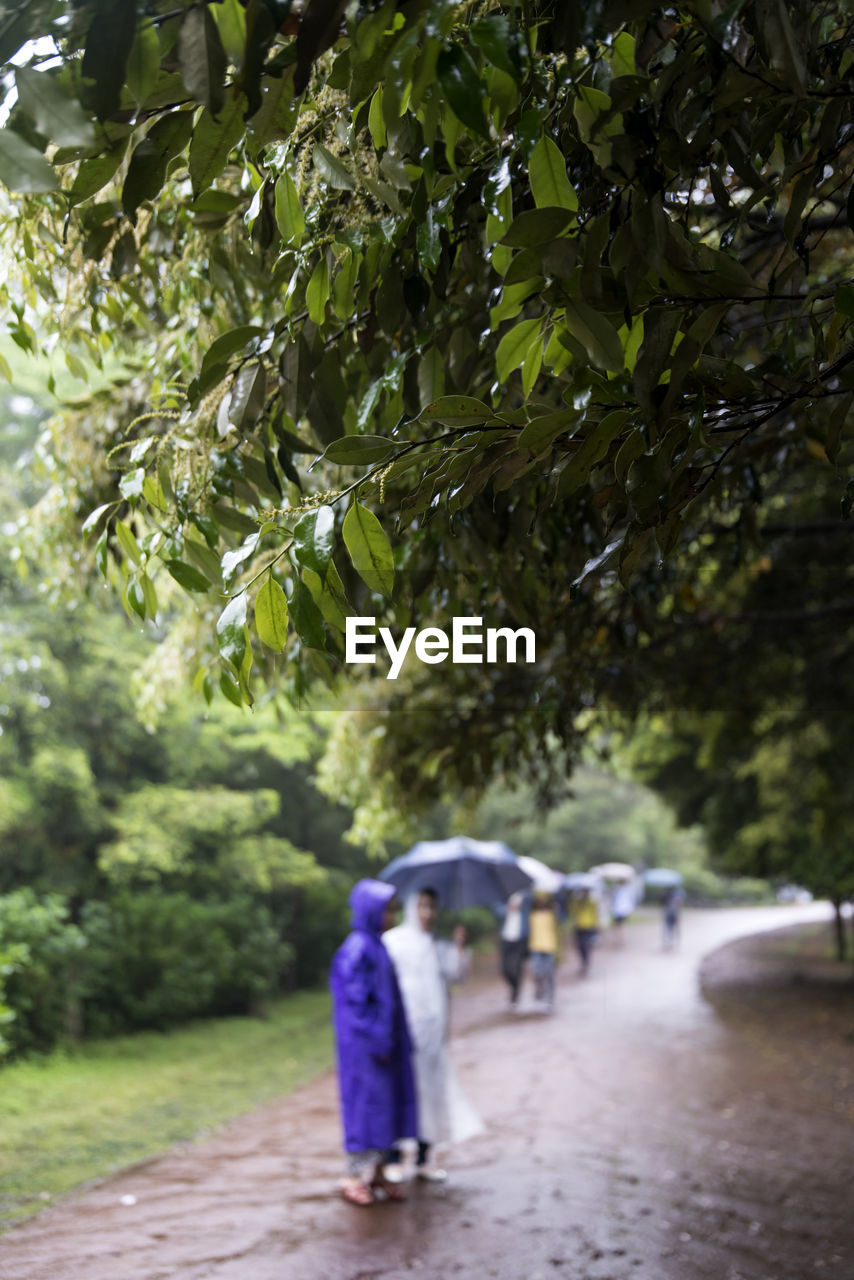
[341,1179,374,1206]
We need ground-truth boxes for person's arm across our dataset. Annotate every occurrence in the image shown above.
[437,927,470,983]
[335,942,395,1060]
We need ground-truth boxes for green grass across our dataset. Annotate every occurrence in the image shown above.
[0,990,333,1232]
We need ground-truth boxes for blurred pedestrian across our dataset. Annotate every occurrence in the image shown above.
[329,879,416,1206]
[528,890,559,1010]
[610,880,636,944]
[383,887,483,1182]
[663,884,685,948]
[498,889,530,1007]
[570,887,600,976]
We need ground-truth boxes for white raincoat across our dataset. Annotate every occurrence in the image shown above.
[383,896,483,1148]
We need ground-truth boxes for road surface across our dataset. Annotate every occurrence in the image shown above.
[1,903,850,1280]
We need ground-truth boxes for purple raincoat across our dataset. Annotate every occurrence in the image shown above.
[329,879,417,1152]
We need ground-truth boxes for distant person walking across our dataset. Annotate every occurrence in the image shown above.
[610,880,636,943]
[329,879,416,1206]
[528,891,560,1010]
[383,888,483,1182]
[498,889,530,1007]
[663,885,686,949]
[570,888,600,976]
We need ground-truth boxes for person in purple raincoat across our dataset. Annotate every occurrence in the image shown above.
[329,879,418,1205]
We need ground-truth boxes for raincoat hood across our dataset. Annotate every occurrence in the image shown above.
[349,878,396,935]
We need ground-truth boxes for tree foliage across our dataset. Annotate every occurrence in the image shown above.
[1,0,853,802]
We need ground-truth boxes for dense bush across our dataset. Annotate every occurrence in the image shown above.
[79,892,290,1034]
[0,890,86,1057]
[279,874,351,989]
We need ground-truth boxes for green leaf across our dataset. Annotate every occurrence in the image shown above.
[302,561,350,631]
[164,558,211,592]
[221,530,260,581]
[323,436,397,465]
[179,3,228,116]
[306,256,330,325]
[610,32,636,78]
[201,325,264,376]
[437,45,490,140]
[561,410,629,495]
[419,396,495,427]
[293,504,335,579]
[255,575,289,651]
[529,137,577,212]
[312,144,356,190]
[834,284,854,321]
[219,670,246,706]
[633,308,682,416]
[274,170,305,247]
[119,468,146,502]
[184,535,223,586]
[765,0,806,95]
[331,247,358,320]
[15,68,96,149]
[368,86,387,149]
[496,318,542,382]
[342,501,395,597]
[517,406,578,449]
[500,206,574,247]
[124,575,147,620]
[189,90,246,195]
[0,130,59,193]
[417,346,445,409]
[82,502,114,535]
[288,576,326,649]
[141,572,158,620]
[126,20,161,105]
[563,300,624,373]
[122,111,194,223]
[521,333,544,396]
[211,0,247,67]
[227,362,267,432]
[81,0,137,119]
[416,206,441,274]
[217,591,248,672]
[470,15,523,82]
[67,151,124,206]
[95,527,109,578]
[614,427,646,487]
[115,520,142,565]
[212,502,259,535]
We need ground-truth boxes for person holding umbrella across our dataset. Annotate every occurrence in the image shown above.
[383,886,483,1182]
[329,879,417,1206]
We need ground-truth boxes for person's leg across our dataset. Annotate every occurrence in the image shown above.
[509,940,524,1002]
[543,956,555,1007]
[416,1139,448,1182]
[501,941,518,1002]
[342,1150,380,1204]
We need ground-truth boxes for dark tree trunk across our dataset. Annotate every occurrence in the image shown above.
[831,896,847,962]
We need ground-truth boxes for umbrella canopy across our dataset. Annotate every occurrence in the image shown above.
[517,854,565,895]
[589,861,636,882]
[379,836,532,910]
[643,868,684,888]
[563,871,601,891]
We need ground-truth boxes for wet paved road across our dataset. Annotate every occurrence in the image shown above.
[1,903,849,1280]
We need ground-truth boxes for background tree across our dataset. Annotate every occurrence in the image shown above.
[1,2,853,924]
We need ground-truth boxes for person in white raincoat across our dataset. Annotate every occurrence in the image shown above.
[383,887,484,1181]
